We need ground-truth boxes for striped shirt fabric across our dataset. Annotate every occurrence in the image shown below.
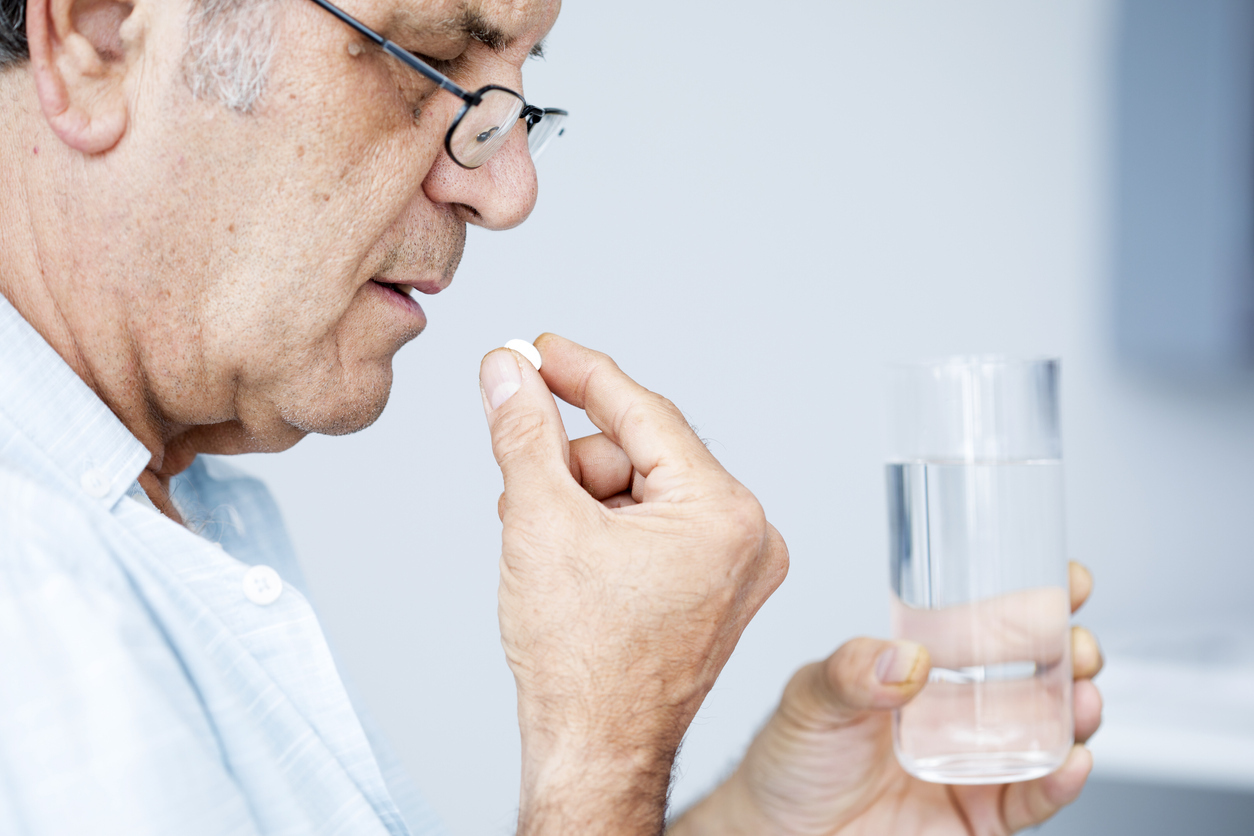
[0,295,448,836]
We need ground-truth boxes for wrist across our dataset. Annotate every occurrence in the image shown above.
[519,734,678,836]
[517,690,691,836]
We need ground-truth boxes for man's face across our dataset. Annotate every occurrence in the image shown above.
[115,0,558,455]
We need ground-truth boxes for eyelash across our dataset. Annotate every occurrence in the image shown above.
[413,51,457,76]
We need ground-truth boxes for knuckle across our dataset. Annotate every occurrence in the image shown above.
[592,347,621,372]
[767,532,790,587]
[724,491,768,547]
[616,398,651,433]
[579,354,624,400]
[652,394,684,422]
[492,409,548,462]
[613,397,663,444]
[616,392,682,437]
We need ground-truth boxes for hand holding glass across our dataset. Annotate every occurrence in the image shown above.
[886,357,1073,784]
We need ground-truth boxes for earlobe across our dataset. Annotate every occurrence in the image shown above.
[25,0,136,155]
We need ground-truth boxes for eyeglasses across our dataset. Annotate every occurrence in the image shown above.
[306,0,567,169]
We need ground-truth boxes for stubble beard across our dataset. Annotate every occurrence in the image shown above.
[274,219,467,439]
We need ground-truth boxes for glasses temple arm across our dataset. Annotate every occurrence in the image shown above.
[380,43,471,99]
[306,0,473,101]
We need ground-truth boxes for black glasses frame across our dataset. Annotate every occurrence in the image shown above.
[306,0,566,169]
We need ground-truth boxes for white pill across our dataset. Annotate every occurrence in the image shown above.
[505,339,542,371]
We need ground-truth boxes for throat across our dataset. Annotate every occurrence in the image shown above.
[138,469,184,526]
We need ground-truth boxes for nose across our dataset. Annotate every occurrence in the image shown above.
[422,121,539,231]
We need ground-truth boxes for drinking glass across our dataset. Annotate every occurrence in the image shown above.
[885,356,1073,784]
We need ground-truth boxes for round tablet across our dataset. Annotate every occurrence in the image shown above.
[504,339,542,371]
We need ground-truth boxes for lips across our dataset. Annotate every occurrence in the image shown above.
[373,280,415,298]
[371,276,448,297]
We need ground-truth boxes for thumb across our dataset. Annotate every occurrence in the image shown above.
[480,347,571,503]
[787,637,931,725]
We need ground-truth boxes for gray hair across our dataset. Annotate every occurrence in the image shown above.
[1,0,281,114]
[0,0,26,66]
[184,0,282,113]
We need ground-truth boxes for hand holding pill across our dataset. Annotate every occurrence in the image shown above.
[478,334,789,833]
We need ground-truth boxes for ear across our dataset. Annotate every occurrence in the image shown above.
[26,0,139,154]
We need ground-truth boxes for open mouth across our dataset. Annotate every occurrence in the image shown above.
[373,280,414,298]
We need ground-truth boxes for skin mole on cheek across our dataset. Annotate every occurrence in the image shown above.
[348,42,364,57]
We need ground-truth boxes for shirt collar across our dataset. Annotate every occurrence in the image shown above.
[0,294,151,509]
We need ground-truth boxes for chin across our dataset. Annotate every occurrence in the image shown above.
[279,369,393,438]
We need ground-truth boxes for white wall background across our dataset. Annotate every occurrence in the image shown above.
[240,1,1254,832]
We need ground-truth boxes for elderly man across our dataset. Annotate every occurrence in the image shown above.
[0,0,1104,833]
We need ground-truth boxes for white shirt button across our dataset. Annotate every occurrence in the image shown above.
[242,565,283,606]
[80,469,111,499]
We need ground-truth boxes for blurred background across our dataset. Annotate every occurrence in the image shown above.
[240,0,1254,832]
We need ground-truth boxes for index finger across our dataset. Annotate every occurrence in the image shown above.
[1069,562,1093,613]
[533,333,719,478]
[892,586,1071,670]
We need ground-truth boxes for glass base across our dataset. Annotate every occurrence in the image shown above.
[899,749,1068,785]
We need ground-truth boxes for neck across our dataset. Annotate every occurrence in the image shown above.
[0,70,195,520]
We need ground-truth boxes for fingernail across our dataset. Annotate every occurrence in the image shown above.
[482,350,521,411]
[876,643,922,684]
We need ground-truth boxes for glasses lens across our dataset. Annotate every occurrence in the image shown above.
[450,88,525,168]
[527,109,568,160]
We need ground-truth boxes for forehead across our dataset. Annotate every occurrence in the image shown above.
[381,0,560,57]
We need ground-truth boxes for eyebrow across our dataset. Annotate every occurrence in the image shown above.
[462,8,512,51]
[391,6,544,58]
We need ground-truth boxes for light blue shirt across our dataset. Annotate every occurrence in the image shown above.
[0,296,447,836]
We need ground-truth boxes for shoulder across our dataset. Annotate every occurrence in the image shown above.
[0,464,259,834]
[0,464,153,658]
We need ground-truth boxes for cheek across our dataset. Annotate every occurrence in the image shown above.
[241,76,438,257]
[258,115,445,299]
[195,258,350,379]
[284,73,446,218]
[194,64,457,367]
